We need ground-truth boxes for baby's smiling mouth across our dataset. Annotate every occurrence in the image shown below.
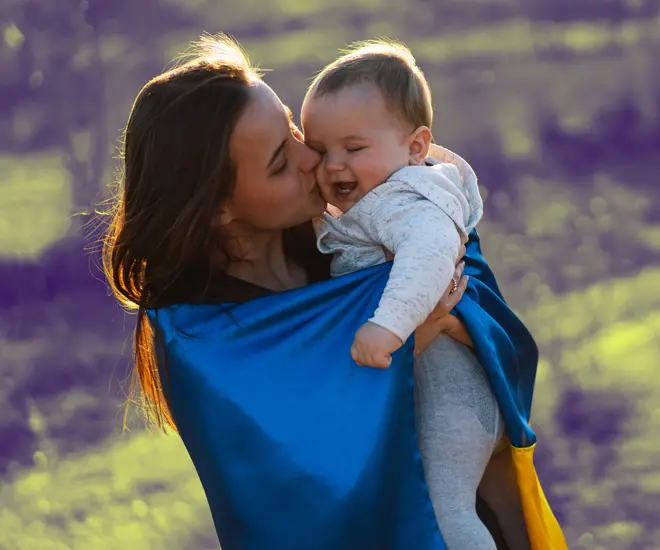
[334,181,358,195]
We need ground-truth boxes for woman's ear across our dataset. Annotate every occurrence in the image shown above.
[408,126,433,165]
[214,204,235,227]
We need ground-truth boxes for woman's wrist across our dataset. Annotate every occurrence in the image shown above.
[442,316,473,348]
[414,315,473,356]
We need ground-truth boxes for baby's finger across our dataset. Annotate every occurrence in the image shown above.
[372,355,392,369]
[350,345,363,366]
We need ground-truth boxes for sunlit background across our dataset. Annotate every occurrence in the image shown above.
[1,0,659,548]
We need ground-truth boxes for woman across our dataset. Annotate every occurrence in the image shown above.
[102,36,565,549]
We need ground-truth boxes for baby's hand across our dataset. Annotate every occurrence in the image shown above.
[351,322,404,369]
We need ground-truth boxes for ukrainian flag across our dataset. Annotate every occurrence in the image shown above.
[148,229,567,550]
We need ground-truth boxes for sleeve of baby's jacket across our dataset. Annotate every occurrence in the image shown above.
[366,190,463,343]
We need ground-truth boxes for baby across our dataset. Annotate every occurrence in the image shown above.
[302,43,482,370]
[301,41,530,550]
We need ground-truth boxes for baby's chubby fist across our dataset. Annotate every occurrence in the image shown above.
[350,322,404,369]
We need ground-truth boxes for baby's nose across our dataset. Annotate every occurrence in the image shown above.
[324,154,345,172]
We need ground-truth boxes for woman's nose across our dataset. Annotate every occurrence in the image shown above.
[299,142,322,173]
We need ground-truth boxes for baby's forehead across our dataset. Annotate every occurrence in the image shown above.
[317,81,385,107]
[304,83,401,127]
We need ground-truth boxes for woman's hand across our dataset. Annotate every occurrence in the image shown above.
[430,315,474,351]
[414,260,471,356]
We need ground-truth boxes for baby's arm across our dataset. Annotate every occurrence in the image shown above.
[369,191,463,340]
[350,190,463,368]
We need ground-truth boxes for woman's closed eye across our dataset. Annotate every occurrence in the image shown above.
[273,160,288,175]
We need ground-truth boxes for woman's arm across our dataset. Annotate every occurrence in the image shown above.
[414,259,472,355]
[414,228,504,354]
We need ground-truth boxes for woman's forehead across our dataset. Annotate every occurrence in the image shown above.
[232,82,288,156]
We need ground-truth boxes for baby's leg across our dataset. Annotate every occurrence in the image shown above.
[478,447,532,550]
[414,335,503,550]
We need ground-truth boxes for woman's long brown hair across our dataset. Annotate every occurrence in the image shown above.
[101,35,261,431]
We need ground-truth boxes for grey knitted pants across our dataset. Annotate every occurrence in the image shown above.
[414,335,531,550]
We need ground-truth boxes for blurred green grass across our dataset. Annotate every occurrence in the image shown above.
[0,154,71,259]
[0,429,214,550]
[228,17,660,69]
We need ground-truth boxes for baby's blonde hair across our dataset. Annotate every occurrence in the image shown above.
[306,39,433,130]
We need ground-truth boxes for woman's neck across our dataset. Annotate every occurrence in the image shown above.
[224,230,306,292]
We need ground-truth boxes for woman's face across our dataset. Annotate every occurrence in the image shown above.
[222,81,326,233]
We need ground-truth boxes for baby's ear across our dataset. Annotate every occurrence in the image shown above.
[408,126,432,165]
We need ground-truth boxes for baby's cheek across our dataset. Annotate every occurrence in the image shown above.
[357,180,378,198]
[314,168,333,199]
[361,159,390,192]
[314,164,329,187]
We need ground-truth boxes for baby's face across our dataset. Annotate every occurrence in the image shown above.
[301,83,412,212]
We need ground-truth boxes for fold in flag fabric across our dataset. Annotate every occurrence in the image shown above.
[147,230,567,550]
